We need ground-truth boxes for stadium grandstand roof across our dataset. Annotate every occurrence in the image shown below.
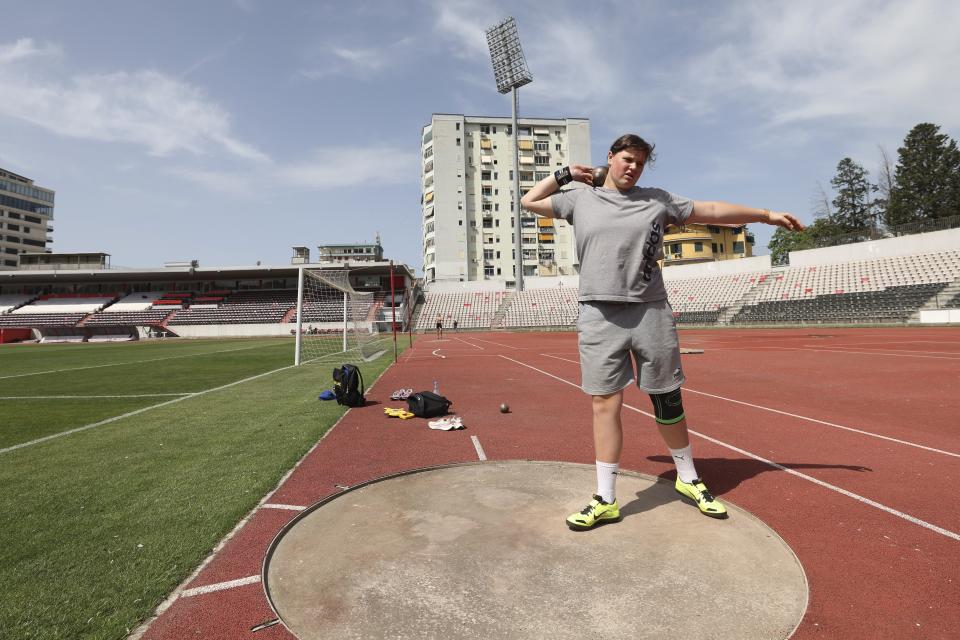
[0,260,415,286]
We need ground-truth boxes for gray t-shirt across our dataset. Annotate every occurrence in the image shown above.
[551,185,693,302]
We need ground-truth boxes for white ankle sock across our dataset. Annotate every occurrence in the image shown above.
[595,461,619,503]
[669,445,698,483]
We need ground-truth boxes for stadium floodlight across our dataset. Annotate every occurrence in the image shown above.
[486,16,532,292]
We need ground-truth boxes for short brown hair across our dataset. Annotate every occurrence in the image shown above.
[610,134,656,165]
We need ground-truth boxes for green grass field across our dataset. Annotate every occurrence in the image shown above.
[0,337,400,640]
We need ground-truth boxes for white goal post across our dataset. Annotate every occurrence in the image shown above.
[293,268,388,365]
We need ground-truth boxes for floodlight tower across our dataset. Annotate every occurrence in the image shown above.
[486,17,533,292]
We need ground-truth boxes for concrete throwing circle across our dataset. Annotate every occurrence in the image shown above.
[264,461,807,639]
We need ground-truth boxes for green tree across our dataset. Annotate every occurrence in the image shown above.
[886,123,960,226]
[830,157,875,232]
[768,226,813,265]
[768,217,846,265]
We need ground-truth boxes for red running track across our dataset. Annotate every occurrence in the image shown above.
[136,327,960,640]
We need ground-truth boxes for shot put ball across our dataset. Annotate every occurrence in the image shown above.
[500,403,510,413]
[591,166,609,187]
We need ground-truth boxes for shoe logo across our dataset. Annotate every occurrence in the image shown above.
[673,454,685,461]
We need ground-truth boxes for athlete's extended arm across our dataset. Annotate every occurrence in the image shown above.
[689,201,805,231]
[520,164,595,217]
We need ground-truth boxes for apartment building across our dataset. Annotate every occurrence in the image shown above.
[664,224,755,266]
[0,167,54,269]
[421,114,590,284]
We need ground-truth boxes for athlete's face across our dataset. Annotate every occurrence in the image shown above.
[607,147,647,189]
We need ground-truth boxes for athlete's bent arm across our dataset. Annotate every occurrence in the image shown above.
[689,201,804,231]
[520,163,594,217]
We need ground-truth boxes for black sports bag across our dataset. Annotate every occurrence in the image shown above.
[407,391,452,418]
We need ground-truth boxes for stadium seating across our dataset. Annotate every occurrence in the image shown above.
[415,290,509,330]
[732,250,960,324]
[168,289,296,325]
[0,294,35,314]
[502,287,579,327]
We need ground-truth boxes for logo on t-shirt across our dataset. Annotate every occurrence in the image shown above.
[640,221,662,282]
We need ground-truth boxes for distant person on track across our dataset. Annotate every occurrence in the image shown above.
[453,318,459,332]
[436,314,444,339]
[521,133,804,529]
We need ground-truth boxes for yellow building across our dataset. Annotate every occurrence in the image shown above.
[663,223,755,265]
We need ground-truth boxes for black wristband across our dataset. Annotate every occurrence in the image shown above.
[554,166,573,187]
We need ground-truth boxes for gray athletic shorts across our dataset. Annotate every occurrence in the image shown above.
[576,299,684,396]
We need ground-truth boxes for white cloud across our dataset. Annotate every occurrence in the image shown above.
[433,0,496,60]
[0,39,269,162]
[0,38,60,64]
[170,145,420,196]
[673,1,960,131]
[277,146,419,189]
[299,46,390,80]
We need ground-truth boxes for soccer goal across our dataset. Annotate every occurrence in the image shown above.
[294,268,388,365]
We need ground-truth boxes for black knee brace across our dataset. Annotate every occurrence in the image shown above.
[649,388,685,425]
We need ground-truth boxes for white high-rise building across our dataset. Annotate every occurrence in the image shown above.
[0,167,55,269]
[421,114,590,284]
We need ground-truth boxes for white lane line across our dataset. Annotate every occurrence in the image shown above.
[0,394,192,399]
[540,353,959,458]
[453,337,484,350]
[499,355,960,543]
[683,388,960,458]
[0,342,280,381]
[0,364,295,455]
[260,503,306,511]
[464,336,520,350]
[798,347,960,360]
[803,345,960,356]
[471,435,487,461]
[180,575,260,598]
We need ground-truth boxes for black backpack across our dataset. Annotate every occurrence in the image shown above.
[407,391,452,418]
[332,364,365,407]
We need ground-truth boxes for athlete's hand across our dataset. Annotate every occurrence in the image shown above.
[768,211,805,231]
[570,164,596,185]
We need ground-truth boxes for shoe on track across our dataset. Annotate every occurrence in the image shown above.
[675,477,728,519]
[566,495,621,531]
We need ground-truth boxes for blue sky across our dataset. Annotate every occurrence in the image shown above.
[2,1,958,273]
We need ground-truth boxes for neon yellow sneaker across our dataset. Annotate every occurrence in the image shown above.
[675,478,728,519]
[566,495,621,531]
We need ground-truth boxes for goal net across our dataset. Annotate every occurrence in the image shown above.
[294,268,388,365]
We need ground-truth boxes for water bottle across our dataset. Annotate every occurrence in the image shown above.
[433,380,439,394]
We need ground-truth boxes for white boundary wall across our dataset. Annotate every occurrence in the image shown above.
[787,228,960,267]
[919,309,960,324]
[662,255,772,281]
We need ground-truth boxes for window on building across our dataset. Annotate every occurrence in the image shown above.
[482,186,493,196]
[456,122,460,130]
[535,171,550,180]
[481,171,492,180]
[534,156,549,166]
[733,241,745,254]
[670,243,680,254]
[708,226,721,234]
[484,266,495,277]
[534,141,549,151]
[694,242,703,252]
[519,126,531,135]
[555,144,561,151]
[711,242,718,253]
[484,249,494,260]
[456,138,461,146]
